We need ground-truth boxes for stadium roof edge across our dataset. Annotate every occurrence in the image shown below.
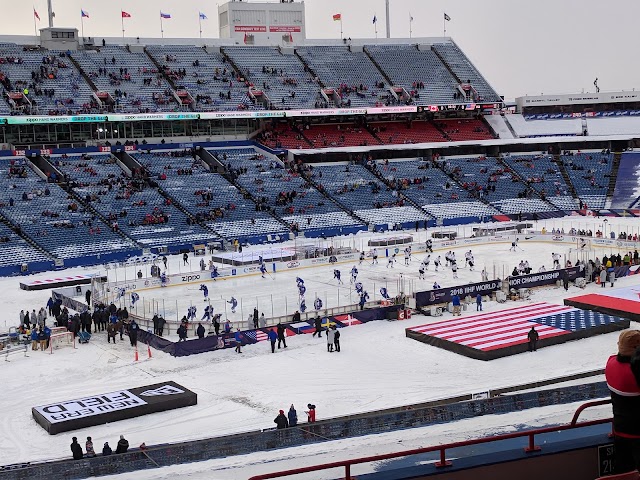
[288,133,637,155]
[0,34,452,48]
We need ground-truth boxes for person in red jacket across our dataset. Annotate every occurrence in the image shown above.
[605,330,640,474]
[305,403,316,423]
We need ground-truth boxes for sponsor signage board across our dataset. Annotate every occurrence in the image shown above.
[32,381,197,435]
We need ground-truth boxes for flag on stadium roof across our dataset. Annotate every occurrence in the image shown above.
[121,11,131,18]
[160,12,171,19]
[199,12,208,20]
[81,10,89,18]
[333,13,342,21]
[372,15,377,24]
[444,13,451,21]
[33,8,40,21]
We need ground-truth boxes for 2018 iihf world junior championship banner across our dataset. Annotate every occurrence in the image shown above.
[32,381,197,435]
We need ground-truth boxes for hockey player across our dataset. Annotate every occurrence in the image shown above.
[227,296,238,314]
[434,255,441,272]
[314,297,323,311]
[450,251,456,267]
[467,254,475,271]
[510,238,520,252]
[418,264,426,280]
[517,261,526,275]
[160,271,168,287]
[433,281,441,289]
[426,239,433,253]
[199,284,209,301]
[387,253,396,268]
[296,277,305,288]
[187,305,197,322]
[130,292,139,307]
[372,248,379,264]
[539,265,546,273]
[404,246,412,265]
[350,266,358,283]
[481,268,489,281]
[359,252,365,265]
[211,265,219,281]
[259,263,267,278]
[552,253,561,269]
[358,291,369,310]
[523,260,531,274]
[380,287,390,299]
[451,261,459,279]
[117,287,126,299]
[298,283,307,300]
[465,250,473,268]
[354,282,364,295]
[333,269,343,284]
[202,304,214,322]
[422,254,431,270]
[300,299,307,313]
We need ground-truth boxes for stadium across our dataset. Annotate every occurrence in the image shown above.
[1,1,640,479]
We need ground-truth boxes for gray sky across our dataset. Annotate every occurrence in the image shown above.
[8,0,640,100]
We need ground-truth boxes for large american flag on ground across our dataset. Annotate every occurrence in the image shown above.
[244,329,270,343]
[408,303,575,352]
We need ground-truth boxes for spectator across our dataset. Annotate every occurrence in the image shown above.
[288,404,298,427]
[115,435,129,454]
[274,409,289,429]
[605,330,640,474]
[306,403,316,423]
[85,436,96,457]
[102,442,113,456]
[452,294,461,316]
[70,437,83,460]
[476,293,483,311]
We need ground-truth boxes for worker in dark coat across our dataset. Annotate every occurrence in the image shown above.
[274,410,289,429]
[527,326,539,352]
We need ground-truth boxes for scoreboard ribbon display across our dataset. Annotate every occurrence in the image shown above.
[32,381,197,435]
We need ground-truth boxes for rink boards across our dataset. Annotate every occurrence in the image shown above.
[406,302,628,361]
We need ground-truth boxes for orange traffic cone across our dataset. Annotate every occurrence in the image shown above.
[134,348,139,362]
[596,276,601,285]
[147,343,152,359]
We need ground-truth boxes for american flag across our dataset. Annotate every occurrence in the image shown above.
[244,329,269,343]
[408,303,574,352]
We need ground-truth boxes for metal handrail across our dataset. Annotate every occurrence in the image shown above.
[248,401,614,480]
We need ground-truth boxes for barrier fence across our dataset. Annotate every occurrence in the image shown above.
[0,381,611,480]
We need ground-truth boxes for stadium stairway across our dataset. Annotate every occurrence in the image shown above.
[554,154,580,205]
[432,46,464,89]
[364,162,433,218]
[0,212,56,262]
[496,156,562,213]
[67,54,100,96]
[59,181,142,247]
[363,47,395,88]
[216,165,293,234]
[197,148,226,173]
[606,152,623,209]
[300,170,370,226]
[123,151,229,241]
[433,159,507,214]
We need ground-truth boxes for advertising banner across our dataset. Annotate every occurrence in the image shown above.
[32,381,197,434]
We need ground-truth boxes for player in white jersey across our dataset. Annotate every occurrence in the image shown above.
[404,246,412,265]
[371,248,379,264]
[434,256,441,271]
[422,254,431,270]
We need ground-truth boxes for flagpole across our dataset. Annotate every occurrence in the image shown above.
[409,13,412,39]
[340,18,343,39]
[121,14,125,38]
[81,15,84,40]
[33,12,37,39]
[199,15,202,39]
[443,14,446,37]
[160,15,164,38]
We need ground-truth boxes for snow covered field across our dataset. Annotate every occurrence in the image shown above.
[1,216,639,480]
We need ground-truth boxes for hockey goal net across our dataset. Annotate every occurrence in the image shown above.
[49,332,75,353]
